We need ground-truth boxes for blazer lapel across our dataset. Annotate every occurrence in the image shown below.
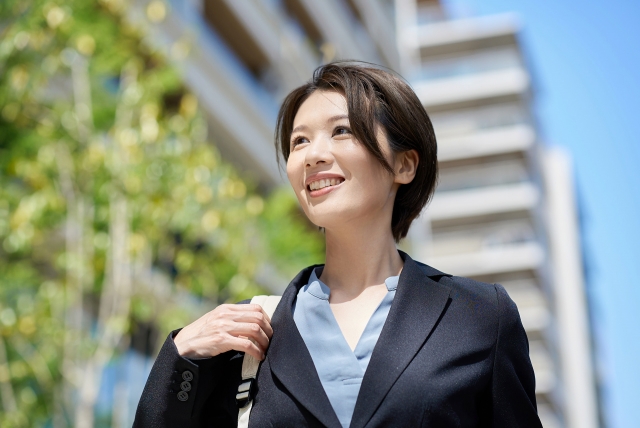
[266,266,343,428]
[350,251,453,428]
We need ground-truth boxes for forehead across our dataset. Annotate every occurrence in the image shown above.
[293,91,348,126]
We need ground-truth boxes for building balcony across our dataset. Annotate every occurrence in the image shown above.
[414,12,520,57]
[437,124,535,162]
[430,218,535,255]
[419,45,521,81]
[428,182,540,222]
[413,67,530,111]
[437,155,530,193]
[422,241,545,277]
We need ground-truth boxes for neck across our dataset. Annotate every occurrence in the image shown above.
[320,215,404,300]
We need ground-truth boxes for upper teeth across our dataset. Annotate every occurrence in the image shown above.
[309,178,343,191]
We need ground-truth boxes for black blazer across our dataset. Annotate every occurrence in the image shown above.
[133,251,542,427]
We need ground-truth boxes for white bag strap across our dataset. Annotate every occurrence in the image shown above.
[237,295,281,428]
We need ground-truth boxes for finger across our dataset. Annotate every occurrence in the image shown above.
[226,303,265,313]
[258,307,273,326]
[229,322,270,352]
[228,336,264,361]
[233,311,274,339]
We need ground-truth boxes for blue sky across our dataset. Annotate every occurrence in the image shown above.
[442,1,640,426]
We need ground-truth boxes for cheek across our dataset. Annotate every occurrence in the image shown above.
[286,155,304,192]
[344,151,389,191]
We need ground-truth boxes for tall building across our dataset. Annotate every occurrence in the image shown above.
[397,1,599,427]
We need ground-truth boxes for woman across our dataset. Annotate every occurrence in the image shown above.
[133,62,542,427]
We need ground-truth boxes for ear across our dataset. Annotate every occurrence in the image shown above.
[393,149,419,185]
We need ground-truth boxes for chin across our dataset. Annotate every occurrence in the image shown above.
[305,207,360,231]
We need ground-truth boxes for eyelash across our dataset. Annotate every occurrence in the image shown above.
[334,126,352,136]
[291,126,352,147]
[291,136,308,147]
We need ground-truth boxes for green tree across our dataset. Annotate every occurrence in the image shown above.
[0,1,323,426]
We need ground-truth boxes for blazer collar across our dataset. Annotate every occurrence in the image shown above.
[266,251,452,428]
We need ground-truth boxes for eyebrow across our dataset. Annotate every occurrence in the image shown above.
[291,114,349,135]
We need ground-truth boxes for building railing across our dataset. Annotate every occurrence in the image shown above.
[437,124,535,162]
[413,67,530,109]
[428,182,540,221]
[424,241,545,277]
[437,159,530,192]
[418,46,521,81]
[430,219,536,256]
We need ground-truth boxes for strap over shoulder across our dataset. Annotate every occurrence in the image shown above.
[237,295,282,428]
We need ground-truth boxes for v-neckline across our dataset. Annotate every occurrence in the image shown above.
[307,267,399,357]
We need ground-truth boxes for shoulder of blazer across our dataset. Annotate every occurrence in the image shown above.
[439,274,513,340]
[411,256,506,328]
[411,257,497,304]
[443,275,502,305]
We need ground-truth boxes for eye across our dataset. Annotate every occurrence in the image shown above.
[333,126,352,137]
[291,136,309,148]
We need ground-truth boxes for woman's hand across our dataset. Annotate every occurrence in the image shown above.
[173,304,274,361]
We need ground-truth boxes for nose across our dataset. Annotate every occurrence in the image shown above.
[304,135,333,168]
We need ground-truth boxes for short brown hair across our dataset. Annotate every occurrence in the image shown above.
[275,61,438,242]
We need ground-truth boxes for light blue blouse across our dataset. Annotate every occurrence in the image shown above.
[292,267,399,428]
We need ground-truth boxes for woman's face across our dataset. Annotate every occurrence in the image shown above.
[286,90,402,232]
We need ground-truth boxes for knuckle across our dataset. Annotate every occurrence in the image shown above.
[221,321,234,332]
[215,304,229,313]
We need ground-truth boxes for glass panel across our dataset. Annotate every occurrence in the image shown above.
[430,219,536,256]
[419,47,521,80]
[437,158,529,192]
[430,103,527,137]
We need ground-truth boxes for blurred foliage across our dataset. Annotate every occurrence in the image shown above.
[0,0,324,426]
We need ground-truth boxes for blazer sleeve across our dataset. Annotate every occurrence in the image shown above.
[132,329,240,428]
[491,284,543,428]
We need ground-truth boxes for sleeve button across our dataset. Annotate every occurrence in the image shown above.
[182,370,193,381]
[180,381,192,392]
[177,390,189,401]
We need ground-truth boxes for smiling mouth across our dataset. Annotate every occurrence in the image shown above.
[307,178,345,192]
